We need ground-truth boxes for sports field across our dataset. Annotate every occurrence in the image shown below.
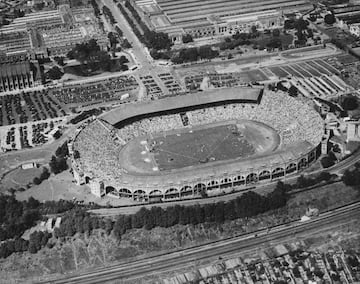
[151,124,254,171]
[119,120,280,173]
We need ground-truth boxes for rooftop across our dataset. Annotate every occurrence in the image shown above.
[102,87,263,125]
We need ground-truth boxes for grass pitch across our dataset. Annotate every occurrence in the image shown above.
[151,123,254,171]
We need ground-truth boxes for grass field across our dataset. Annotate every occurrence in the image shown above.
[152,123,254,171]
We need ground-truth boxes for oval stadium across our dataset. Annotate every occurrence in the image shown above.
[69,87,324,202]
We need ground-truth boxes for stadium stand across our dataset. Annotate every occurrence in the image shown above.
[70,88,324,201]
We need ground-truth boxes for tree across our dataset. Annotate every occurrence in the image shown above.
[342,168,360,186]
[146,31,173,50]
[272,28,280,37]
[49,155,68,174]
[251,25,258,35]
[47,66,63,80]
[284,19,294,30]
[288,85,298,97]
[115,26,123,37]
[198,46,217,60]
[40,167,50,181]
[121,38,132,49]
[108,32,118,47]
[317,171,332,182]
[54,56,65,66]
[321,155,336,168]
[182,34,193,43]
[66,39,112,73]
[341,95,358,111]
[33,177,41,185]
[294,18,309,31]
[324,13,336,25]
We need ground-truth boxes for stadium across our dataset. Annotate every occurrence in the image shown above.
[69,87,324,201]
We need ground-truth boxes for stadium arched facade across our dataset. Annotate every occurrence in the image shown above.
[69,87,324,201]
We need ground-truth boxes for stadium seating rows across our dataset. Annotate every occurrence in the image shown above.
[73,91,323,179]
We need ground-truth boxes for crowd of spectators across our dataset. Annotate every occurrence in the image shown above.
[73,91,324,180]
[116,91,323,146]
[51,76,138,105]
[73,120,124,179]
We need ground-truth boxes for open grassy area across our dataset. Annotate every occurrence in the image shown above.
[152,123,254,170]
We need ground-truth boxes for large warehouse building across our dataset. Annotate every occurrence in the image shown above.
[133,0,313,42]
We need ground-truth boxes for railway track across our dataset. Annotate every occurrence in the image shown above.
[41,202,360,284]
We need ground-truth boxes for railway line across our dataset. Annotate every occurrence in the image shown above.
[42,202,360,284]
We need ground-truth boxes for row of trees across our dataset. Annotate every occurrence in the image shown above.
[0,193,94,259]
[0,229,53,259]
[54,185,288,241]
[171,46,219,64]
[342,163,360,187]
[33,167,51,185]
[49,142,69,174]
[102,6,116,25]
[122,1,172,51]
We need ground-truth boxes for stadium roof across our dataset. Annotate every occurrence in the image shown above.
[102,86,263,125]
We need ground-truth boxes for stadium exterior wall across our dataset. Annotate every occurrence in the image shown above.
[87,143,320,201]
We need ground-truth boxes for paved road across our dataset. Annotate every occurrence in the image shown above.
[41,202,360,284]
[101,0,152,71]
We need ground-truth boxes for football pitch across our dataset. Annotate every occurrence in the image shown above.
[151,124,254,171]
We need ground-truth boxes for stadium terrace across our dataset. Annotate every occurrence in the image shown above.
[69,87,325,201]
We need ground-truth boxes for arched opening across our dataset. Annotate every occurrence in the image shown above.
[133,189,147,202]
[207,180,219,191]
[149,190,163,203]
[105,186,116,195]
[119,188,132,198]
[259,170,271,181]
[194,183,206,196]
[271,167,285,179]
[164,188,179,200]
[233,175,245,186]
[308,150,316,163]
[298,158,308,170]
[286,163,297,174]
[180,186,193,197]
[246,173,258,184]
[220,177,232,189]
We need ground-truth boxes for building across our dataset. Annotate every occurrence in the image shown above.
[132,0,313,43]
[0,5,107,59]
[0,60,41,92]
[346,120,360,141]
[349,23,360,36]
